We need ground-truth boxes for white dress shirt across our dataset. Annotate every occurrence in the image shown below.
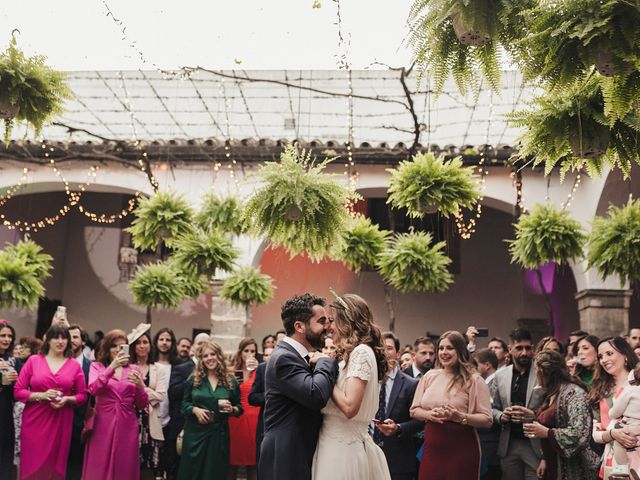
[282,336,311,360]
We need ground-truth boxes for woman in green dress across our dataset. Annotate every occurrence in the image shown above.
[178,340,242,480]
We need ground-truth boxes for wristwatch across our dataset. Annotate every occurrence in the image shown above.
[461,414,468,425]
[395,423,402,437]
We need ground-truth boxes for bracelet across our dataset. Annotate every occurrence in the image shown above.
[461,414,468,426]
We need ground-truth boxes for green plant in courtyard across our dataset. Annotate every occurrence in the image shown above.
[172,227,238,279]
[245,144,353,261]
[0,251,45,309]
[0,34,72,143]
[508,76,640,179]
[587,199,640,286]
[408,0,533,95]
[338,216,391,273]
[195,194,249,236]
[377,231,453,293]
[128,190,194,250]
[387,152,480,218]
[129,262,186,322]
[5,239,53,281]
[507,204,585,269]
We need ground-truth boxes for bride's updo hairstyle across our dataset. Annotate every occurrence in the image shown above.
[330,293,388,382]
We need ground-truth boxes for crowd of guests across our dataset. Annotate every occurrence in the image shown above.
[3,309,640,479]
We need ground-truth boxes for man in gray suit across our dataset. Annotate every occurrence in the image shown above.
[489,328,544,480]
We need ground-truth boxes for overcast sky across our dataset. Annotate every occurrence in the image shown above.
[3,1,415,71]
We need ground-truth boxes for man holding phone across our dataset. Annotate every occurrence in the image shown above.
[466,326,489,353]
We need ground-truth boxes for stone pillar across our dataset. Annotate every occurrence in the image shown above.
[575,289,632,339]
[209,280,247,354]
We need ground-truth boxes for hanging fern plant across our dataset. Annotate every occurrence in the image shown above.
[245,145,353,261]
[195,194,249,236]
[377,231,453,293]
[0,251,44,309]
[129,262,186,310]
[408,0,533,94]
[509,76,640,179]
[587,199,640,286]
[221,265,275,336]
[128,190,194,250]
[338,216,391,273]
[520,0,639,88]
[387,152,480,218]
[0,33,72,143]
[5,239,53,281]
[172,228,238,279]
[507,204,586,269]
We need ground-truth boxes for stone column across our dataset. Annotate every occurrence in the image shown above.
[575,289,632,339]
[209,280,247,354]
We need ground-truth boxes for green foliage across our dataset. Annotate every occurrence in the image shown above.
[377,231,453,293]
[509,76,640,179]
[387,152,480,218]
[128,190,194,250]
[245,145,353,261]
[519,0,640,91]
[220,266,275,307]
[338,216,391,273]
[408,0,533,95]
[587,199,640,286]
[168,259,209,299]
[507,204,585,269]
[172,228,238,279]
[129,262,185,309]
[5,239,52,280]
[195,194,249,236]
[0,250,44,309]
[0,35,72,142]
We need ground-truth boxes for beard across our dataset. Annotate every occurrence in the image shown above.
[513,355,532,370]
[305,329,325,350]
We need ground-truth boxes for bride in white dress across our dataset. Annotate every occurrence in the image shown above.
[312,293,391,480]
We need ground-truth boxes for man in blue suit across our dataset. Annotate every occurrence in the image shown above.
[258,293,338,480]
[374,332,424,480]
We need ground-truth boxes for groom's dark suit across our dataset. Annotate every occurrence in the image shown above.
[258,340,338,480]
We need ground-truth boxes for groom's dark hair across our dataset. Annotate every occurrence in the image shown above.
[281,293,326,335]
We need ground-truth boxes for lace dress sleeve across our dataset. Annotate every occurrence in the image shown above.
[346,345,373,382]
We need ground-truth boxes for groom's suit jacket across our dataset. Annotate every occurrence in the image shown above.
[258,340,338,480]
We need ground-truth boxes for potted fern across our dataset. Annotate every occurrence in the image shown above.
[387,152,480,218]
[338,216,391,273]
[5,239,53,281]
[507,204,585,334]
[520,0,639,87]
[171,228,238,279]
[129,261,187,324]
[245,145,353,261]
[408,0,533,94]
[587,199,640,286]
[195,194,249,236]
[0,34,71,143]
[220,266,275,335]
[128,190,194,251]
[377,231,453,331]
[509,76,640,179]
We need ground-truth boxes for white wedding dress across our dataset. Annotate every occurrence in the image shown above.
[312,344,391,480]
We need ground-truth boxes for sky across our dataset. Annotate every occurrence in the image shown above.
[2,1,415,71]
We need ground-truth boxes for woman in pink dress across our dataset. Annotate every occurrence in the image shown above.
[82,329,149,480]
[410,330,493,480]
[228,338,260,480]
[14,324,87,480]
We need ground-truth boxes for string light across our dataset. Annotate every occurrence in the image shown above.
[219,80,240,190]
[561,171,582,210]
[511,169,527,216]
[78,192,141,224]
[0,168,29,207]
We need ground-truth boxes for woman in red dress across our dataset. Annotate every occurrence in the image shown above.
[410,331,493,480]
[228,337,260,480]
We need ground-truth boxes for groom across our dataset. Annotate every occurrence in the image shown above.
[258,293,339,480]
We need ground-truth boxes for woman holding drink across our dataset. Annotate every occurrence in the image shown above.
[14,323,87,480]
[178,339,242,480]
[0,320,20,477]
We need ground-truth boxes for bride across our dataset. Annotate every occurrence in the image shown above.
[312,293,391,480]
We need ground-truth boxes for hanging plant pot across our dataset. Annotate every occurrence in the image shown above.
[285,206,303,221]
[569,123,610,159]
[593,50,636,77]
[424,202,438,215]
[157,228,172,239]
[451,12,490,47]
[0,99,18,121]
